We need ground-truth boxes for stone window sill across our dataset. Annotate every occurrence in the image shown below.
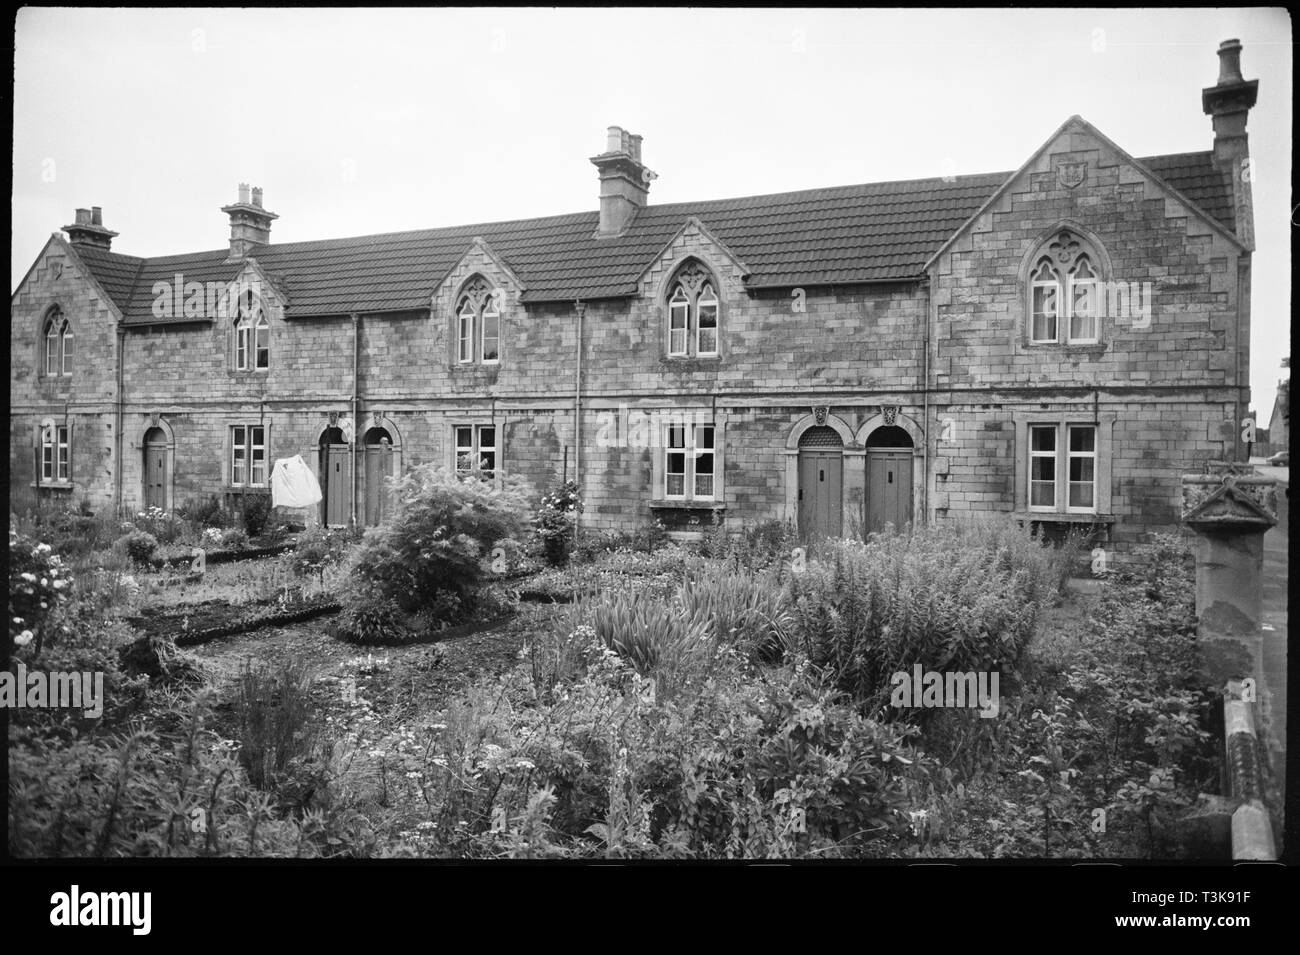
[1015,511,1115,524]
[648,500,725,511]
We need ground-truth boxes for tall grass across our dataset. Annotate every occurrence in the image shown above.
[233,659,318,790]
[783,518,1061,709]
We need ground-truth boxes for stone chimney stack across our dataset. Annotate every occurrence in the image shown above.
[1203,39,1259,248]
[590,126,655,238]
[62,206,119,251]
[221,182,278,261]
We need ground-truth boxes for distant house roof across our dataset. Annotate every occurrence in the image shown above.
[71,150,1235,326]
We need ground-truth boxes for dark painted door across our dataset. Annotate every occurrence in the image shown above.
[798,451,843,540]
[866,449,912,534]
[363,444,393,526]
[143,435,167,511]
[323,445,351,527]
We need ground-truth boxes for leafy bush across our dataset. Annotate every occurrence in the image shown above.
[9,530,74,654]
[290,527,357,577]
[220,528,250,551]
[178,495,234,529]
[349,464,532,613]
[120,531,159,565]
[240,493,274,538]
[399,651,932,858]
[534,481,582,567]
[334,589,411,645]
[782,519,1059,708]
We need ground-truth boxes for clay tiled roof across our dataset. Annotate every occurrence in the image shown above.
[74,151,1237,325]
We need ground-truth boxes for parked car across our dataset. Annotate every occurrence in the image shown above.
[1266,450,1289,466]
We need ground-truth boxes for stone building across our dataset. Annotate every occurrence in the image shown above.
[9,40,1260,552]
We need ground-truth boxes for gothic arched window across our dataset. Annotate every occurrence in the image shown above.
[234,291,269,371]
[455,276,501,365]
[1026,229,1107,346]
[42,307,73,377]
[665,261,721,359]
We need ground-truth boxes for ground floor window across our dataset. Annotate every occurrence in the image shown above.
[454,424,497,479]
[38,423,70,484]
[230,424,267,486]
[664,422,715,501]
[1027,422,1096,514]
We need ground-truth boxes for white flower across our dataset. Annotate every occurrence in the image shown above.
[20,573,36,583]
[14,630,34,647]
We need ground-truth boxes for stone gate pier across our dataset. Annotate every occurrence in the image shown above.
[1181,463,1280,859]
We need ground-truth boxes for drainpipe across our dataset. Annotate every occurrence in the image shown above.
[351,312,360,528]
[923,274,933,520]
[114,324,125,515]
[574,299,585,544]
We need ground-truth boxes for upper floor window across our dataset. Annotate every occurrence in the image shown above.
[1026,229,1104,346]
[43,308,73,377]
[455,277,501,365]
[234,291,269,371]
[665,262,720,359]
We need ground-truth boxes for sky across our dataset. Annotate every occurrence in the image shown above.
[11,7,1293,416]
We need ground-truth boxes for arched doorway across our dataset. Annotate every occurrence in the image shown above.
[143,427,169,511]
[319,425,350,528]
[864,425,914,535]
[798,426,843,540]
[362,426,399,526]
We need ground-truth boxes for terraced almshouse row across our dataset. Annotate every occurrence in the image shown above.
[10,40,1260,554]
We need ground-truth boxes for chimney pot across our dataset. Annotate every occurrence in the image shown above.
[74,208,91,225]
[91,206,103,226]
[251,187,263,208]
[1217,38,1244,85]
[591,126,651,237]
[238,183,251,204]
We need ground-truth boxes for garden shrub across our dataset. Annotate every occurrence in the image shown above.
[9,530,73,654]
[178,495,233,529]
[348,464,532,613]
[334,589,412,645]
[220,528,250,551]
[240,493,274,538]
[782,519,1059,709]
[402,652,933,859]
[534,480,582,567]
[120,530,159,565]
[290,527,356,577]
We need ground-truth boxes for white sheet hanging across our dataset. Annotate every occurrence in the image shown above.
[271,454,323,508]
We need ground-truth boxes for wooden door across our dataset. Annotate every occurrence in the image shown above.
[323,445,351,527]
[866,449,913,535]
[798,451,843,540]
[143,433,167,511]
[363,444,393,526]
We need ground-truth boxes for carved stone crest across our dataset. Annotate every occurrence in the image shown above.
[812,406,829,426]
[328,412,339,427]
[50,261,63,280]
[881,405,899,427]
[150,413,161,429]
[1056,161,1087,190]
